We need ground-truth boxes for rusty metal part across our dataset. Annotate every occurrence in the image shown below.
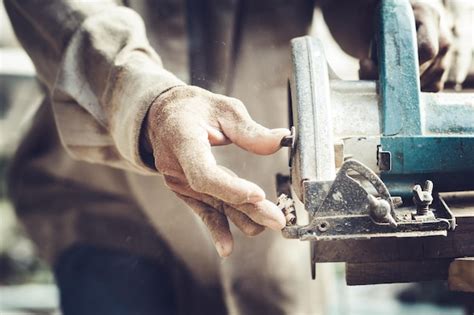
[390,196,403,208]
[280,126,296,168]
[413,180,434,215]
[289,36,336,204]
[311,192,472,286]
[368,195,397,227]
[282,159,455,242]
[282,1,474,285]
[277,194,297,226]
[318,159,396,223]
[280,126,295,148]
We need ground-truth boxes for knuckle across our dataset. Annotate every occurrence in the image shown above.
[187,175,204,192]
[226,98,248,117]
[169,85,199,99]
[221,96,247,117]
[230,98,246,110]
[239,203,258,217]
[153,86,202,115]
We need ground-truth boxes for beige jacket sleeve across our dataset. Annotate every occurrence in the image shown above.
[5,0,185,174]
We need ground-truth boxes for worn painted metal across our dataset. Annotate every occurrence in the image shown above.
[377,0,474,196]
[283,0,474,283]
[377,0,422,136]
[289,36,336,209]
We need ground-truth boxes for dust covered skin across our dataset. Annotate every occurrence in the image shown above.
[143,85,289,257]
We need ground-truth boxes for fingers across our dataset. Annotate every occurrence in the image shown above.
[216,166,285,230]
[420,65,444,91]
[204,193,284,232]
[175,194,233,257]
[151,86,286,205]
[206,124,232,146]
[420,34,452,92]
[165,175,266,236]
[420,55,451,91]
[412,1,453,91]
[359,3,453,91]
[233,200,286,230]
[223,206,265,236]
[217,98,290,155]
[172,135,266,205]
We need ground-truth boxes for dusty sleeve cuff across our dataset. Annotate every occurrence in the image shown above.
[107,52,185,174]
[50,6,186,174]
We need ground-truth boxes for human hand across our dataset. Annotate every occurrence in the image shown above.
[143,86,288,257]
[360,0,453,92]
[412,1,453,91]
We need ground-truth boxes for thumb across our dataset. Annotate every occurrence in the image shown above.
[218,98,290,155]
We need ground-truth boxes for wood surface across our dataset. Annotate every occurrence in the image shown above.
[312,192,474,288]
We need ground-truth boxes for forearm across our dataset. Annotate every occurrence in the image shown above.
[4,0,115,87]
[6,1,184,173]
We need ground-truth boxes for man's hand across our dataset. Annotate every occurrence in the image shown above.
[360,0,453,92]
[413,1,453,92]
[143,86,288,257]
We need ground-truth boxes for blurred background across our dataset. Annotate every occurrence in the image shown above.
[0,2,58,314]
[0,1,472,315]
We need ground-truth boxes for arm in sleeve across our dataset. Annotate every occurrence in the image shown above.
[5,0,185,174]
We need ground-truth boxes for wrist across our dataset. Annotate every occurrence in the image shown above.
[139,85,186,167]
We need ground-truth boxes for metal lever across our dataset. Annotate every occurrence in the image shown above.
[413,180,434,217]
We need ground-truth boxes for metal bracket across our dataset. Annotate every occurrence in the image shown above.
[281,160,455,241]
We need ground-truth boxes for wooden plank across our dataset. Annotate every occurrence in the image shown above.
[448,258,474,293]
[346,259,452,285]
[313,195,474,263]
[314,193,474,285]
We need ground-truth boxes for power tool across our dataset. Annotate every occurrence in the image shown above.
[278,0,474,286]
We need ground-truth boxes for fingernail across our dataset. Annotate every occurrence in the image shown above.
[215,241,230,257]
[260,201,286,230]
[267,218,286,231]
